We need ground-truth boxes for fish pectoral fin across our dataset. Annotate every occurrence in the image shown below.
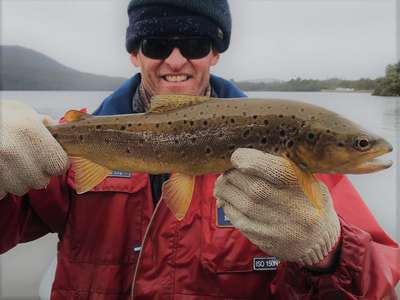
[162,173,195,221]
[70,156,112,194]
[289,161,323,212]
[63,110,91,122]
[149,94,211,113]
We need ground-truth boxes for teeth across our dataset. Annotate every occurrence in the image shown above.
[165,75,188,82]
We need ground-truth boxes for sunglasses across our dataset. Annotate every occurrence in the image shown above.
[139,37,213,60]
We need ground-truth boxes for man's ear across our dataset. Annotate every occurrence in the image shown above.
[130,52,141,67]
[210,50,220,66]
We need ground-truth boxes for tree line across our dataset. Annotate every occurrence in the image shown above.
[233,62,400,96]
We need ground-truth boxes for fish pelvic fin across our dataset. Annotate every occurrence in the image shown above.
[70,157,112,194]
[288,160,323,212]
[149,94,211,113]
[162,173,195,221]
[63,110,91,122]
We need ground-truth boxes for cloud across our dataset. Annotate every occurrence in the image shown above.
[1,0,396,80]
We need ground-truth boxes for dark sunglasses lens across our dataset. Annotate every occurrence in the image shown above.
[141,39,172,59]
[180,39,211,59]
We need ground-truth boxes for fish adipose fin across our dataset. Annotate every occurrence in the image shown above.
[70,157,112,194]
[149,94,211,113]
[63,110,92,122]
[289,161,323,212]
[162,173,195,221]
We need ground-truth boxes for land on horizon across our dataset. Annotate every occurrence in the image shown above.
[0,45,395,94]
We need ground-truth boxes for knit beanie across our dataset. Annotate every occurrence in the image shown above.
[126,0,231,54]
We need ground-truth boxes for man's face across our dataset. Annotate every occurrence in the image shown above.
[130,40,220,96]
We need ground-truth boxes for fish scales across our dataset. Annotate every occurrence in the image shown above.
[47,96,392,219]
[49,97,390,176]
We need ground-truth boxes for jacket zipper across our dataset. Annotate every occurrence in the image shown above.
[130,197,164,299]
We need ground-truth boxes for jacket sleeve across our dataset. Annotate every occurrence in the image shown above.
[271,174,400,300]
[0,175,71,254]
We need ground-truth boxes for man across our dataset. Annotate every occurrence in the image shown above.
[0,0,399,299]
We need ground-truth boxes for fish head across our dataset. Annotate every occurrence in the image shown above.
[290,118,393,174]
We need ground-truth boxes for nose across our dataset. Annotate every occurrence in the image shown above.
[164,47,187,70]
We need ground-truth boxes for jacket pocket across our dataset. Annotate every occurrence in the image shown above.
[63,170,150,264]
[198,195,278,299]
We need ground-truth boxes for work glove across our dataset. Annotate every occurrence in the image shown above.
[0,101,68,199]
[214,148,341,266]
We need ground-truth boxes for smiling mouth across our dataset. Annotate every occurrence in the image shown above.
[163,75,191,82]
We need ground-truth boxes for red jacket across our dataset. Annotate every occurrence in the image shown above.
[0,169,399,299]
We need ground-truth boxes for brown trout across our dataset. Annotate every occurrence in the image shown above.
[47,95,393,220]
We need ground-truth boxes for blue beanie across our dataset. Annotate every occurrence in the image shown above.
[126,0,231,54]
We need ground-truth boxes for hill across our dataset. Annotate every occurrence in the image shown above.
[0,45,127,90]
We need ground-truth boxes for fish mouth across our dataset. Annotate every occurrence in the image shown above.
[335,146,393,174]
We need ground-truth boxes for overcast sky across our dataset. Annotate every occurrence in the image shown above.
[1,0,398,81]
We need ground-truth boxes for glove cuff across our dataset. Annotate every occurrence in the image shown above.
[298,214,341,266]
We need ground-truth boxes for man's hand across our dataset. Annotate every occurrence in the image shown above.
[214,148,341,266]
[0,101,69,199]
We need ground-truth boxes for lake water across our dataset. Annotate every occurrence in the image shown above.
[1,90,399,241]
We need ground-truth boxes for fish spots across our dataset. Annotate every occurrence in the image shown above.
[167,121,172,126]
[260,137,268,144]
[243,129,251,138]
[306,132,317,144]
[264,119,269,126]
[120,125,126,130]
[189,121,195,126]
[205,146,212,155]
[96,125,102,130]
[253,115,258,120]
[203,120,208,126]
[138,123,142,127]
[155,123,160,128]
[191,137,197,144]
[278,114,284,119]
[230,118,235,124]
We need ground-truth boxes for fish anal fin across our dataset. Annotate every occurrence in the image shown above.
[149,94,211,113]
[289,161,323,212]
[162,173,195,221]
[64,110,91,122]
[70,157,112,194]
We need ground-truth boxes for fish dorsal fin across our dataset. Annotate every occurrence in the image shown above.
[70,157,112,194]
[149,94,211,113]
[64,110,91,122]
[162,173,195,221]
[288,160,323,212]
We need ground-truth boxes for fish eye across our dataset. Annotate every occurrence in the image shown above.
[353,137,371,151]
